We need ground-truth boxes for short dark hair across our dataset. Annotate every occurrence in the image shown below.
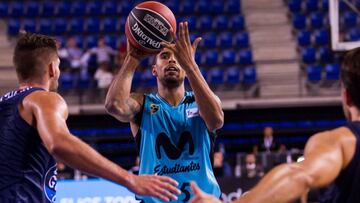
[13,32,57,82]
[341,47,360,109]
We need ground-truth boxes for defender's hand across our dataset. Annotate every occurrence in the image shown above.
[128,174,181,202]
[190,182,222,203]
[161,22,202,72]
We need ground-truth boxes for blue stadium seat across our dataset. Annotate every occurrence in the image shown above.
[196,0,211,15]
[69,18,84,34]
[226,0,241,14]
[204,50,219,67]
[208,68,224,85]
[120,1,133,16]
[71,1,86,17]
[9,2,24,18]
[142,69,157,87]
[239,50,253,65]
[202,32,217,49]
[319,47,333,63]
[23,19,36,33]
[198,16,213,31]
[42,2,55,17]
[56,2,71,17]
[74,36,84,49]
[87,1,102,16]
[104,35,117,49]
[230,15,245,31]
[321,0,329,12]
[234,32,249,48]
[325,64,340,81]
[103,1,118,16]
[85,35,98,49]
[54,18,67,35]
[200,68,208,79]
[78,73,91,90]
[343,11,358,28]
[39,19,52,35]
[85,18,100,33]
[288,0,302,13]
[347,28,360,41]
[25,1,40,17]
[118,17,126,32]
[219,32,233,49]
[293,13,306,30]
[243,67,257,85]
[302,47,316,64]
[214,15,229,30]
[132,71,142,89]
[0,2,8,18]
[211,1,224,15]
[7,19,20,36]
[222,50,237,65]
[102,18,118,33]
[180,0,194,15]
[311,12,324,29]
[195,52,202,64]
[59,72,75,91]
[307,65,322,82]
[166,0,180,14]
[298,31,311,47]
[226,66,241,85]
[306,0,319,12]
[182,16,197,31]
[314,30,329,46]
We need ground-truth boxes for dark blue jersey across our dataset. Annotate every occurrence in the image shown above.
[0,87,57,203]
[320,121,360,203]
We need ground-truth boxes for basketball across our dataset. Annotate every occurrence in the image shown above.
[125,1,177,53]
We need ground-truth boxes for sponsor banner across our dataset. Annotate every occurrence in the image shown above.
[217,177,260,203]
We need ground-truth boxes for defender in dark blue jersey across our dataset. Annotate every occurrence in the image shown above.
[0,32,179,203]
[190,49,360,203]
[106,22,224,202]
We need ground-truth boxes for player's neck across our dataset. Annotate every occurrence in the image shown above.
[349,107,360,122]
[157,85,185,106]
[19,81,49,91]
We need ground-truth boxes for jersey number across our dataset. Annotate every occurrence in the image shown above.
[180,182,191,202]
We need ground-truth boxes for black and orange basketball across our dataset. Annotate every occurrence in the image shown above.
[125,1,177,53]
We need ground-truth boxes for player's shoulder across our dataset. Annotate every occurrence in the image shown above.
[24,90,67,108]
[308,126,355,147]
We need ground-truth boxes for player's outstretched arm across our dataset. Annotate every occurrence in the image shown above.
[161,22,224,132]
[234,129,347,203]
[105,41,145,123]
[26,91,180,201]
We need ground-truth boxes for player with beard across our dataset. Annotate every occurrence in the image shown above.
[106,22,224,202]
[0,32,180,203]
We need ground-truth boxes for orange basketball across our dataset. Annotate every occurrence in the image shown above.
[125,1,177,53]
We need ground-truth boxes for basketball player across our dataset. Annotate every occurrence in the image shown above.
[0,32,180,203]
[190,47,360,203]
[105,22,224,202]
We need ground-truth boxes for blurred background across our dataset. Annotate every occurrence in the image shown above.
[0,0,359,202]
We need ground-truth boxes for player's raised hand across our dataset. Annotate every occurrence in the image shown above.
[126,40,152,61]
[190,182,222,203]
[127,174,181,202]
[161,22,202,72]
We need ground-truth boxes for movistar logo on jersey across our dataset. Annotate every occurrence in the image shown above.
[44,165,57,202]
[150,104,159,114]
[155,131,194,160]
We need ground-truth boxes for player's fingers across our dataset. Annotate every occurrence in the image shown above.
[156,177,181,194]
[179,22,185,42]
[154,185,177,201]
[170,27,177,42]
[190,195,203,203]
[192,37,202,51]
[190,181,204,197]
[184,21,191,45]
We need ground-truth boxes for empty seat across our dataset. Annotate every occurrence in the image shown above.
[69,18,84,34]
[104,35,117,49]
[321,0,329,12]
[39,19,52,35]
[103,1,118,16]
[204,50,219,67]
[200,68,208,79]
[214,15,229,30]
[222,50,237,65]
[208,68,224,85]
[288,0,302,13]
[314,30,329,46]
[71,1,86,17]
[85,18,100,33]
[307,65,322,82]
[59,72,75,91]
[102,18,118,33]
[120,1,133,16]
[243,67,257,85]
[132,71,142,89]
[182,16,197,31]
[85,35,98,49]
[54,18,67,35]
[306,0,319,12]
[23,19,36,33]
[196,0,211,15]
[297,31,311,47]
[319,47,333,63]
[347,28,360,41]
[226,0,241,14]
[234,32,249,48]
[25,1,40,17]
[239,50,253,65]
[74,35,84,49]
[42,1,55,17]
[87,1,102,16]
[202,32,217,49]
[343,11,358,28]
[195,52,202,64]
[226,66,241,85]
[142,69,157,87]
[219,32,233,49]
[9,2,24,18]
[166,0,180,14]
[302,47,316,64]
[180,0,194,15]
[7,19,20,36]
[56,2,71,17]
[211,1,224,15]
[198,16,213,31]
[293,13,306,30]
[325,64,340,81]
[230,15,245,31]
[310,12,324,29]
[0,2,8,18]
